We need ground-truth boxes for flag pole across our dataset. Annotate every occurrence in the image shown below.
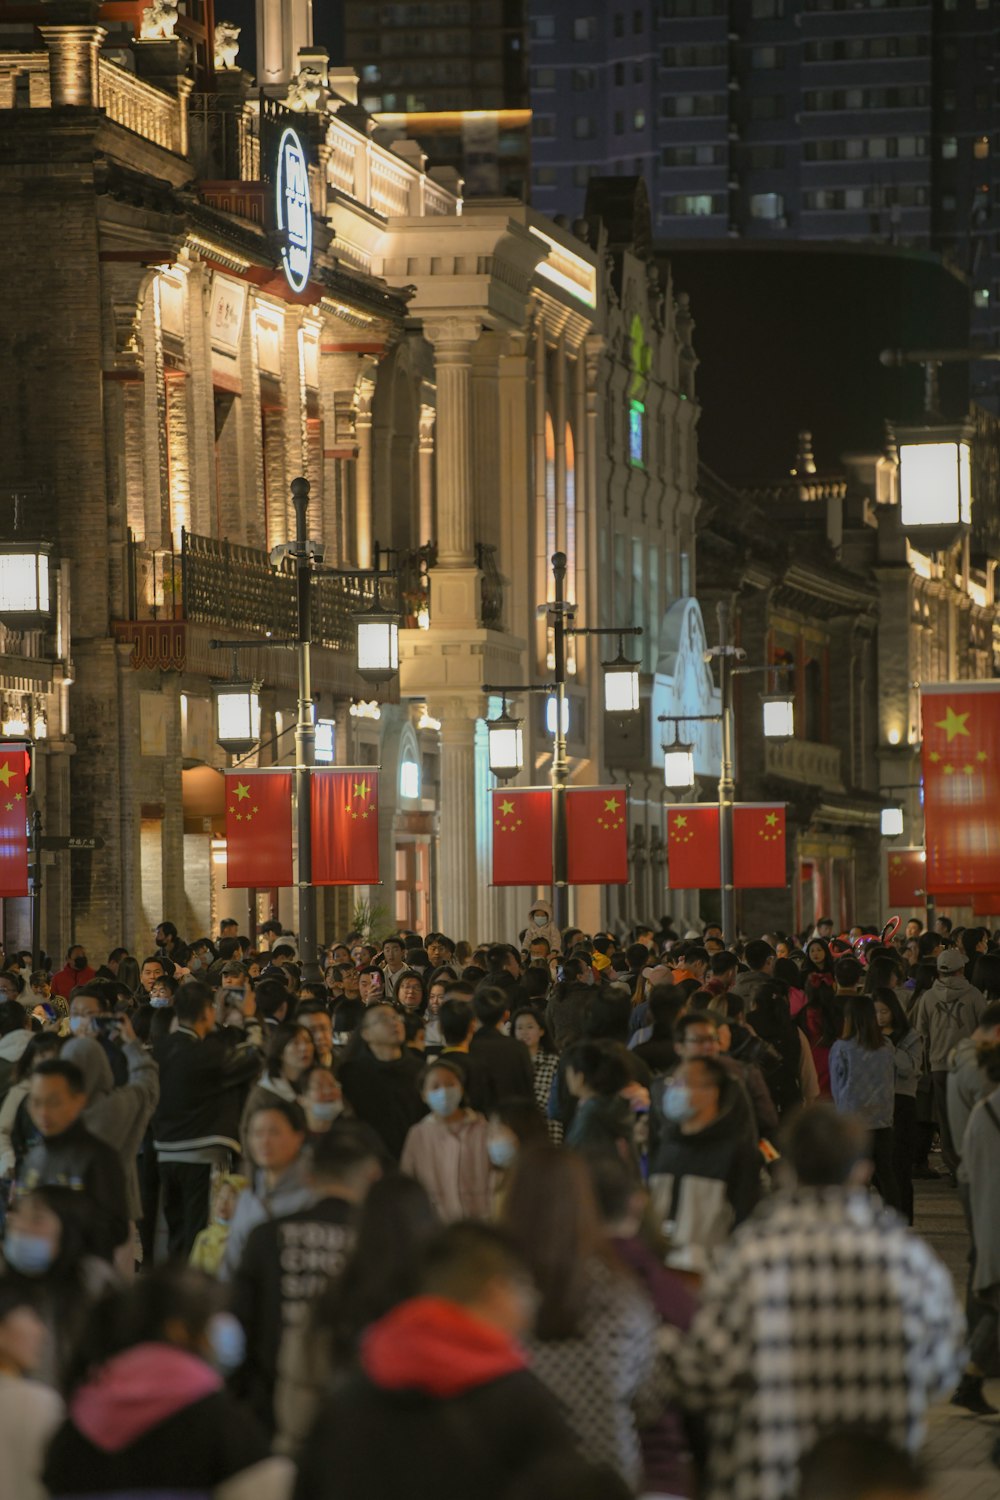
[290,477,321,984]
[717,599,737,948]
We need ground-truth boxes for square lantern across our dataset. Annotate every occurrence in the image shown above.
[896,423,972,534]
[881,806,904,838]
[214,682,261,755]
[488,705,524,782]
[355,606,400,685]
[663,743,695,790]
[0,544,52,628]
[762,694,795,741]
[603,649,641,714]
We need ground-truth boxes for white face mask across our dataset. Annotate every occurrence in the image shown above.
[532,913,547,927]
[309,1099,343,1123]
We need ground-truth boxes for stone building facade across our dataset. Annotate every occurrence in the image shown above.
[0,7,705,951]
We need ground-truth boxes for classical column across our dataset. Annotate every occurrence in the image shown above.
[38,23,106,106]
[425,318,479,568]
[433,700,480,942]
[354,377,374,568]
[418,403,436,547]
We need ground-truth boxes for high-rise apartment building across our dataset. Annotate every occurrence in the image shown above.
[344,0,531,195]
[529,1,998,381]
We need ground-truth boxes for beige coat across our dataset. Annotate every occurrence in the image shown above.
[399,1110,493,1222]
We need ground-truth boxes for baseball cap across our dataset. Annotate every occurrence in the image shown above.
[937,948,965,974]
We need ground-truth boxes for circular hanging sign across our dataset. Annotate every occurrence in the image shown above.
[276,126,313,294]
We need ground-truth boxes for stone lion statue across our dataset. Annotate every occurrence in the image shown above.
[140,0,179,39]
[286,62,324,112]
[214,20,240,69]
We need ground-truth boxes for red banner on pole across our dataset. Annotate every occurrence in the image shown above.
[311,769,380,885]
[491,789,553,886]
[225,772,293,888]
[565,788,629,885]
[887,848,926,908]
[0,750,29,898]
[921,684,1000,894]
[666,804,721,890]
[733,804,786,890]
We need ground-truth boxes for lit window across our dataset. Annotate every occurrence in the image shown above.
[315,720,335,763]
[633,109,646,129]
[573,16,595,39]
[974,287,990,308]
[975,135,990,160]
[400,760,420,800]
[668,193,717,215]
[750,192,784,219]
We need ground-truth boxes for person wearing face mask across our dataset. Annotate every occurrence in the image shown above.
[230,1124,382,1435]
[522,900,563,955]
[0,1283,65,1500]
[486,1101,548,1194]
[1,1186,117,1390]
[43,1265,291,1500]
[400,1057,493,1222]
[50,945,96,1002]
[648,1053,761,1274]
[302,1063,346,1137]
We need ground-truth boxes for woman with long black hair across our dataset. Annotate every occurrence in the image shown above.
[872,987,921,1223]
[829,994,900,1211]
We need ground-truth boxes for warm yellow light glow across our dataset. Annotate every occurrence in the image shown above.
[215,686,260,749]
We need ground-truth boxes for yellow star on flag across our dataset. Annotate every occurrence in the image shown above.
[14,793,21,802]
[943,764,955,776]
[935,707,970,742]
[764,812,779,827]
[977,750,988,763]
[929,751,940,763]
[963,764,975,776]
[0,764,14,788]
[354,779,370,800]
[604,797,620,814]
[3,802,11,812]
[673,814,687,829]
[500,799,515,816]
[234,782,251,801]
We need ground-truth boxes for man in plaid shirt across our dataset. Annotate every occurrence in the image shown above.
[672,1106,965,1500]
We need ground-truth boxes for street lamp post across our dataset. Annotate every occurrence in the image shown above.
[485,550,641,933]
[210,476,400,982]
[661,599,794,945]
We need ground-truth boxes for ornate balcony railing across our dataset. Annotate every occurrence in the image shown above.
[98,58,183,154]
[120,529,403,656]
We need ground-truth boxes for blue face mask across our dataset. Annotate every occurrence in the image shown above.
[150,996,172,1009]
[663,1084,695,1123]
[487,1137,517,1169]
[207,1312,246,1373]
[4,1231,56,1276]
[426,1086,462,1118]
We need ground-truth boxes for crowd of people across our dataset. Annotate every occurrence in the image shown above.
[0,903,994,1499]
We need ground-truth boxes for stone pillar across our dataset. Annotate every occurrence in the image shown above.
[354,378,374,568]
[425,318,479,568]
[418,403,436,547]
[38,23,106,107]
[432,700,480,943]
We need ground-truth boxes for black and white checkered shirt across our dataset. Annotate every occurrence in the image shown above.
[671,1186,965,1500]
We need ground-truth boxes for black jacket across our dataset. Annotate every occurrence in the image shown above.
[467,1027,534,1112]
[152,1025,262,1157]
[231,1196,356,1431]
[338,1047,426,1159]
[294,1368,580,1500]
[18,1118,129,1260]
[44,1388,270,1499]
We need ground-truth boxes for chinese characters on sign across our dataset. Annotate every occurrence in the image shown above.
[276,126,313,294]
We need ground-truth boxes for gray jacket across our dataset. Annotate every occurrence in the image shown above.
[948,1036,988,1167]
[63,1037,159,1221]
[220,1155,316,1280]
[913,974,987,1071]
[963,1084,1000,1295]
[730,969,773,1010]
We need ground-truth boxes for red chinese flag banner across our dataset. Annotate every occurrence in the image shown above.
[0,750,29,898]
[921,684,1000,894]
[225,772,293,888]
[733,804,787,890]
[887,848,926,908]
[311,770,380,886]
[491,789,553,886]
[666,805,720,889]
[565,788,629,885]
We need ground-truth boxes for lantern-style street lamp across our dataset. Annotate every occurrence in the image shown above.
[761,693,796,741]
[213,681,261,756]
[663,741,696,791]
[0,543,52,628]
[603,640,641,714]
[355,603,400,685]
[880,806,904,839]
[487,699,524,782]
[896,422,972,533]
